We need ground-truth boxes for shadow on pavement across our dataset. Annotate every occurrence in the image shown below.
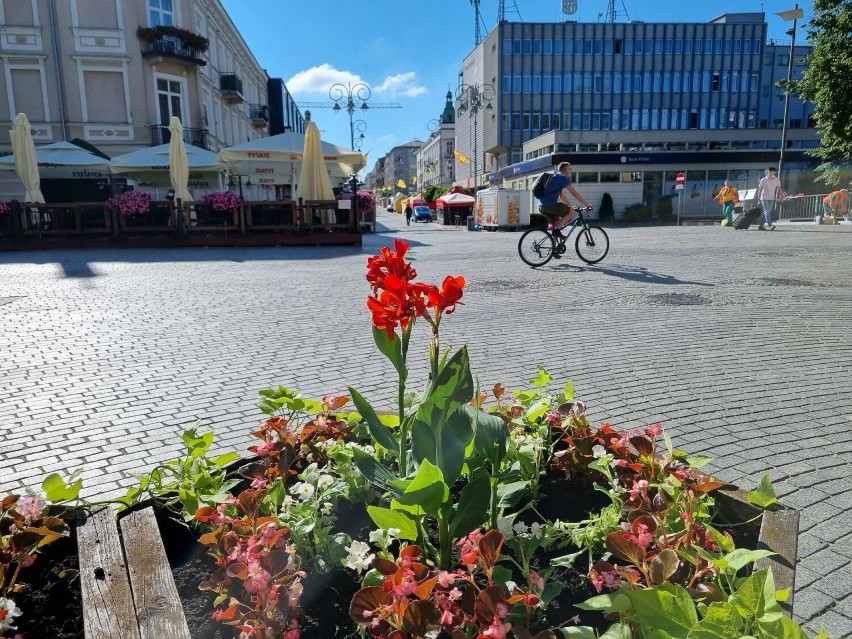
[550,262,714,286]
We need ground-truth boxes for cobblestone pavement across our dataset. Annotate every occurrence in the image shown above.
[1,212,850,636]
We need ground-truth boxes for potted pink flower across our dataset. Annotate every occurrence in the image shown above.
[0,202,10,215]
[202,190,242,212]
[106,191,153,216]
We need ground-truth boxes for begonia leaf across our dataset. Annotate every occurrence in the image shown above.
[474,585,507,624]
[477,529,505,568]
[401,599,442,635]
[649,549,679,585]
[606,531,646,564]
[350,586,392,625]
[620,582,699,636]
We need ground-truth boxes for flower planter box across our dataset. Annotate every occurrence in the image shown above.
[60,474,800,639]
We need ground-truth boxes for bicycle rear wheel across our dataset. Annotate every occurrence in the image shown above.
[575,225,609,264]
[518,228,556,267]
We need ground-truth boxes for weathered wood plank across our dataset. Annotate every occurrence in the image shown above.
[755,508,800,616]
[76,506,142,639]
[716,488,799,617]
[119,507,192,639]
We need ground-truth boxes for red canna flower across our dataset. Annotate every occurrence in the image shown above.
[366,239,417,292]
[427,275,465,316]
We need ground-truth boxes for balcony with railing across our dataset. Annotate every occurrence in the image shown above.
[220,73,244,103]
[137,26,208,66]
[150,125,208,149]
[249,104,269,128]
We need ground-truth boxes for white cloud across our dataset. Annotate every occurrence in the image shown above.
[373,72,427,98]
[286,64,366,95]
[285,65,427,99]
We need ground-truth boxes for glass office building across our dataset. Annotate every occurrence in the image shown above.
[456,13,818,217]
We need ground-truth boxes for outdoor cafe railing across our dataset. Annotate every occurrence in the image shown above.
[1,199,360,242]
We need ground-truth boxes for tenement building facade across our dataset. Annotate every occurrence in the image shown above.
[0,0,273,200]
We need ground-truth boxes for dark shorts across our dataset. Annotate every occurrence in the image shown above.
[539,202,570,221]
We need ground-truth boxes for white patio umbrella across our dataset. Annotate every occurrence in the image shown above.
[298,121,336,224]
[168,116,192,202]
[217,129,363,190]
[109,143,224,190]
[9,113,45,203]
[0,140,111,179]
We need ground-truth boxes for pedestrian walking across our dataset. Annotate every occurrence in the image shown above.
[756,167,782,231]
[404,204,413,226]
[714,179,739,226]
[822,188,847,224]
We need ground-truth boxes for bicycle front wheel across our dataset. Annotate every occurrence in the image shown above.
[575,225,609,264]
[518,228,556,267]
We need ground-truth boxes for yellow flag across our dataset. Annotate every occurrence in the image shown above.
[454,149,470,164]
[397,178,406,188]
[361,152,368,165]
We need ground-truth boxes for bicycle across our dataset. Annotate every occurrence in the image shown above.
[517,206,609,267]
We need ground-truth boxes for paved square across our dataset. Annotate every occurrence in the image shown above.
[1,211,850,636]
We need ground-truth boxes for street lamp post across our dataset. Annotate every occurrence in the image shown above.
[329,82,370,151]
[455,83,494,190]
[778,5,804,182]
[352,119,367,151]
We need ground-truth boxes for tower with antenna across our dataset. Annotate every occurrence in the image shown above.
[471,0,482,45]
[497,0,522,22]
[605,0,630,22]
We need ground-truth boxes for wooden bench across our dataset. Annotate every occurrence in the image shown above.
[77,506,191,639]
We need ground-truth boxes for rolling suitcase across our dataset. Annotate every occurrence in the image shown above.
[732,205,762,230]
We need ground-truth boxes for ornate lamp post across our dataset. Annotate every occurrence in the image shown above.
[329,82,370,151]
[455,83,494,189]
[777,5,804,182]
[352,119,367,151]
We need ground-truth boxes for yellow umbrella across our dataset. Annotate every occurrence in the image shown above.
[9,113,45,203]
[297,120,335,223]
[168,116,192,201]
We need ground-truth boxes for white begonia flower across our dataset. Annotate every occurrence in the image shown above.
[320,501,333,515]
[513,521,530,536]
[345,540,375,573]
[317,474,335,489]
[369,529,385,544]
[497,517,513,536]
[530,522,544,538]
[592,444,606,458]
[290,481,315,501]
[0,597,23,632]
[387,527,400,539]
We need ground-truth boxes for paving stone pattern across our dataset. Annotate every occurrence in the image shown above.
[1,213,850,636]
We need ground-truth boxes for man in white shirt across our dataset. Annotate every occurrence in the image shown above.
[757,167,782,231]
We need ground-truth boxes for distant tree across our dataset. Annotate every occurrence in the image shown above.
[422,185,444,203]
[600,192,614,219]
[790,0,852,185]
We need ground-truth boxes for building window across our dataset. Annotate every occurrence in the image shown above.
[584,39,593,54]
[600,171,620,182]
[502,113,510,130]
[594,72,603,93]
[554,39,562,54]
[624,39,633,54]
[674,39,682,54]
[502,75,511,93]
[614,38,623,54]
[604,39,613,54]
[513,39,521,54]
[752,39,761,53]
[685,39,693,54]
[502,40,512,55]
[714,39,722,53]
[543,39,552,54]
[750,72,759,91]
[149,0,174,26]
[743,39,750,54]
[562,39,570,55]
[695,39,702,54]
[542,75,551,92]
[634,39,643,54]
[790,118,802,128]
[542,113,550,129]
[533,39,541,54]
[523,39,532,54]
[654,39,663,54]
[523,75,531,92]
[553,75,562,92]
[156,77,184,125]
[552,113,561,129]
[734,39,741,54]
[513,75,521,92]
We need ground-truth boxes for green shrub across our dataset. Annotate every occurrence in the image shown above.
[621,202,652,223]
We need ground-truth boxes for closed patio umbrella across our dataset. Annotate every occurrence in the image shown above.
[9,113,45,203]
[297,120,335,223]
[168,116,192,202]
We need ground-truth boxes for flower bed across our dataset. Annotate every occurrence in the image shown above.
[4,240,820,639]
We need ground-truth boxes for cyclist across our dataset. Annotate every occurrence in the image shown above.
[538,162,594,233]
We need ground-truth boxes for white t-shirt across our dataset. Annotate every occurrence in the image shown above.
[758,175,781,201]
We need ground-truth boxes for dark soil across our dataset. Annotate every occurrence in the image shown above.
[14,526,83,639]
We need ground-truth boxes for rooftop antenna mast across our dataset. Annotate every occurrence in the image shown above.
[472,0,482,45]
[605,0,630,22]
[498,0,522,22]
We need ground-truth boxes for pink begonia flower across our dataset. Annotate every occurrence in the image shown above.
[18,495,45,521]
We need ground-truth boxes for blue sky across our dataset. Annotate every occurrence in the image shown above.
[220,0,814,175]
